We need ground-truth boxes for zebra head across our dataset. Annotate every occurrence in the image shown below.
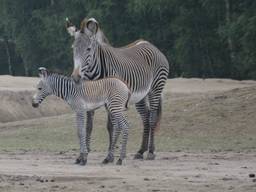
[66,17,99,83]
[32,67,52,108]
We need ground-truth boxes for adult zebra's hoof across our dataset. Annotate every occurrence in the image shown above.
[75,158,81,164]
[102,159,109,164]
[116,159,122,165]
[102,156,114,164]
[102,158,113,164]
[75,155,87,166]
[79,159,87,166]
[134,153,143,160]
[146,152,156,160]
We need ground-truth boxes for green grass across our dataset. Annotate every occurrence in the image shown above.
[0,109,255,153]
[1,87,256,153]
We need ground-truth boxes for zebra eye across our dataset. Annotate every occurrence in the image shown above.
[87,48,91,51]
[38,87,42,90]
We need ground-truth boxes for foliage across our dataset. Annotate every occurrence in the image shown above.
[0,0,255,79]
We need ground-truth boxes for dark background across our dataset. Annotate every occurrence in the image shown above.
[0,0,256,79]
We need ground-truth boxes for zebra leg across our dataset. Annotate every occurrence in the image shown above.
[75,111,88,166]
[134,98,150,160]
[146,94,163,160]
[102,115,121,164]
[116,114,129,165]
[102,114,114,164]
[106,113,113,152]
[86,111,95,153]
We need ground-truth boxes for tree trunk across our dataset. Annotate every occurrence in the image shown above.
[4,37,14,75]
[225,0,235,70]
[24,63,29,76]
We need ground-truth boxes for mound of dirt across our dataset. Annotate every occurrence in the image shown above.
[165,78,256,93]
[0,76,71,123]
[0,75,255,123]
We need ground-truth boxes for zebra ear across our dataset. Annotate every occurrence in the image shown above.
[83,18,98,36]
[87,18,98,33]
[38,67,48,78]
[66,17,77,37]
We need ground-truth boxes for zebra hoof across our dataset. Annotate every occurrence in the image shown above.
[102,157,114,164]
[75,158,81,164]
[134,153,143,160]
[75,155,87,165]
[102,158,109,164]
[80,159,87,166]
[146,153,156,160]
[116,159,122,165]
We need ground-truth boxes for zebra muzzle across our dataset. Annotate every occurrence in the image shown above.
[71,74,81,84]
[71,67,81,83]
[32,101,39,108]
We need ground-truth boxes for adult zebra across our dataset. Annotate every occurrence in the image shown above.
[66,17,169,160]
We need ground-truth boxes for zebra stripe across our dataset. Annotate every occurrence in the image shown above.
[68,18,169,160]
[32,68,130,165]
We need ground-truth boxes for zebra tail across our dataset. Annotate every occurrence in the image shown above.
[154,96,162,133]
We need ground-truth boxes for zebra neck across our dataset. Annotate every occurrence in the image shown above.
[48,75,73,101]
[96,44,115,77]
[86,44,107,80]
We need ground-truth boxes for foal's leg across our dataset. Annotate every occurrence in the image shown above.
[116,113,129,165]
[106,113,113,152]
[75,111,89,166]
[103,96,127,164]
[102,113,115,164]
[86,111,94,152]
[102,113,122,164]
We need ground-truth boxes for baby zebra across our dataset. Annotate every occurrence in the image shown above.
[32,67,130,165]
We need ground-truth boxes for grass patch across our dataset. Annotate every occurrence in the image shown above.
[0,109,255,153]
[1,86,256,153]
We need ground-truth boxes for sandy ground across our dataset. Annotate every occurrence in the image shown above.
[0,152,255,192]
[0,76,256,191]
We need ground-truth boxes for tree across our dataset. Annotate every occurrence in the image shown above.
[0,0,255,79]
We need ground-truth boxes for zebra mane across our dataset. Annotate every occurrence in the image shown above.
[47,71,72,81]
[96,29,110,45]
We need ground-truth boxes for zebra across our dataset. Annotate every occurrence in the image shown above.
[32,67,131,165]
[66,17,169,160]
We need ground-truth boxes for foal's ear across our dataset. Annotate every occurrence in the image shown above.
[38,67,48,78]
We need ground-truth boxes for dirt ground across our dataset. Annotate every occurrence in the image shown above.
[0,76,256,191]
[0,152,255,192]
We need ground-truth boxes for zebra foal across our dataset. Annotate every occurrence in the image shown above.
[32,67,130,165]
